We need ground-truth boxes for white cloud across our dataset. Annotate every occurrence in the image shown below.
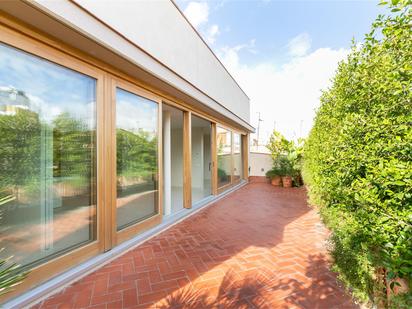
[219,43,349,143]
[218,39,257,67]
[181,4,346,144]
[287,32,312,57]
[205,24,220,44]
[183,2,209,28]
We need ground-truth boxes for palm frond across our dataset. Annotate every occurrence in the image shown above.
[0,250,28,296]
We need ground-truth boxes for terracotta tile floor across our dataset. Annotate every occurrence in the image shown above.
[33,183,357,309]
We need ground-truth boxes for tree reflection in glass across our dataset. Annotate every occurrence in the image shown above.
[116,88,158,230]
[217,127,232,188]
[233,133,243,182]
[0,43,96,267]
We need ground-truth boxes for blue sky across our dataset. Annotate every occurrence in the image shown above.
[176,0,385,142]
[0,43,96,126]
[204,1,384,65]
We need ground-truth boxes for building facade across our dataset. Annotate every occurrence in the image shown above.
[0,0,252,305]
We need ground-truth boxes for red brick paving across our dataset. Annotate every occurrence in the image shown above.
[33,183,357,308]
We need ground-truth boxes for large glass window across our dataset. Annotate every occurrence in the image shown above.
[233,133,243,182]
[191,115,212,203]
[217,127,232,188]
[0,43,97,267]
[116,88,158,230]
[162,104,184,215]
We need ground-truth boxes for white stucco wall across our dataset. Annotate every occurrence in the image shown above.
[249,152,273,177]
[72,0,250,122]
[169,127,211,189]
[1,0,253,130]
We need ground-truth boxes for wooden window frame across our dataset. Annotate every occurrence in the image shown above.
[232,132,242,185]
[0,14,251,301]
[216,126,248,194]
[216,125,234,192]
[211,123,218,195]
[109,77,163,246]
[187,112,216,201]
[0,23,106,301]
[242,133,249,180]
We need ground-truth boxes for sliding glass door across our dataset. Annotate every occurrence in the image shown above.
[191,114,212,203]
[0,43,97,268]
[217,127,232,188]
[216,127,246,192]
[0,22,252,299]
[115,87,159,232]
[162,104,184,215]
[233,133,243,183]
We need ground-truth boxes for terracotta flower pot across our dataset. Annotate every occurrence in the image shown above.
[271,176,282,186]
[295,175,303,186]
[282,176,293,188]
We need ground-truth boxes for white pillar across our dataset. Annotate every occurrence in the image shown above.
[163,111,172,216]
[199,129,204,190]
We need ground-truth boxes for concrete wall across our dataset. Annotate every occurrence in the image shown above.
[249,152,273,177]
[72,0,250,122]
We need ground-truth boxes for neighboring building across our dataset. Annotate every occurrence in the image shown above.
[0,86,30,115]
[0,1,253,306]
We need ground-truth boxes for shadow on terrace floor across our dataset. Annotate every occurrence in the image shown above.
[158,254,358,308]
[36,183,356,308]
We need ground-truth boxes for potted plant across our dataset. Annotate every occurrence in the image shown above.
[267,130,305,188]
[218,168,228,183]
[277,155,293,188]
[282,175,293,188]
[266,130,294,188]
[288,138,304,187]
[265,167,282,186]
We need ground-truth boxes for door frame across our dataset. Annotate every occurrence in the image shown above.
[190,113,215,203]
[109,77,163,246]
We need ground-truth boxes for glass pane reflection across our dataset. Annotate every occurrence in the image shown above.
[233,133,243,182]
[191,115,212,203]
[0,43,97,267]
[217,127,232,188]
[116,88,159,230]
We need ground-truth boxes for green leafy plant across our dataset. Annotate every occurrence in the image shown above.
[303,1,411,306]
[277,155,294,177]
[0,251,28,296]
[265,166,282,179]
[287,138,305,182]
[265,155,288,179]
[266,130,293,162]
[266,131,304,185]
[218,168,228,182]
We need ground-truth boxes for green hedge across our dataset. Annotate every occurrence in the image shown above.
[303,2,411,306]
